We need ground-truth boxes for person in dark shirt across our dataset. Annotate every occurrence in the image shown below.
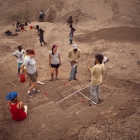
[68,16,73,26]
[39,28,47,46]
[69,25,75,44]
[36,25,40,32]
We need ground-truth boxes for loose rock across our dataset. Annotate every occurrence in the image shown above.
[137,61,140,65]
[121,65,127,69]
[109,66,112,69]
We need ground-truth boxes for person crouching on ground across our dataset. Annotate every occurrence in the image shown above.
[49,45,61,81]
[86,53,105,105]
[20,50,40,98]
[68,44,82,81]
[12,46,25,77]
[6,91,27,121]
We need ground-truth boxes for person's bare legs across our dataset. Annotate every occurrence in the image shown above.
[40,42,43,46]
[27,82,38,97]
[26,74,31,86]
[29,82,37,92]
[50,67,54,81]
[55,68,58,80]
[18,68,20,76]
[29,78,31,86]
[43,41,47,45]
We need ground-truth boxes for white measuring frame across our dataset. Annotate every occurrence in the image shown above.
[56,86,97,105]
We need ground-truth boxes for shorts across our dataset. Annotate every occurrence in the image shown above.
[51,63,60,68]
[28,71,38,82]
[18,63,23,69]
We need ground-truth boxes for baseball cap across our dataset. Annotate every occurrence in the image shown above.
[73,44,78,49]
[6,92,18,100]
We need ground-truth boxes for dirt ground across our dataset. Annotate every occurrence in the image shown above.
[0,0,140,140]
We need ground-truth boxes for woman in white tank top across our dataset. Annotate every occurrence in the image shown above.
[49,45,61,81]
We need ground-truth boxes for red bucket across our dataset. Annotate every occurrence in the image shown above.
[30,25,32,29]
[20,74,26,82]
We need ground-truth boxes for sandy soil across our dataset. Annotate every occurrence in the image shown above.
[0,0,140,140]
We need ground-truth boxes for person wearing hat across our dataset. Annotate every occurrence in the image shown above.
[68,44,82,81]
[86,52,105,105]
[6,92,27,121]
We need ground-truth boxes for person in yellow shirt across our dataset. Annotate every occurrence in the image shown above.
[68,44,82,81]
[86,52,105,105]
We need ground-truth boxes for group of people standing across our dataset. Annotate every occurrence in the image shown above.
[11,43,82,98]
[7,43,82,121]
[12,47,40,98]
[49,43,82,82]
[6,15,105,121]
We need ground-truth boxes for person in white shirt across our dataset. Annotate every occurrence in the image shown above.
[39,10,43,16]
[20,50,40,98]
[12,46,25,76]
[49,45,61,81]
[39,10,44,22]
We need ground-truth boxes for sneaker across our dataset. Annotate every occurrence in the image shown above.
[49,78,53,81]
[89,100,97,106]
[26,92,33,98]
[89,102,94,106]
[44,42,47,45]
[73,78,78,80]
[33,89,41,94]
[55,77,58,80]
[68,78,72,81]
